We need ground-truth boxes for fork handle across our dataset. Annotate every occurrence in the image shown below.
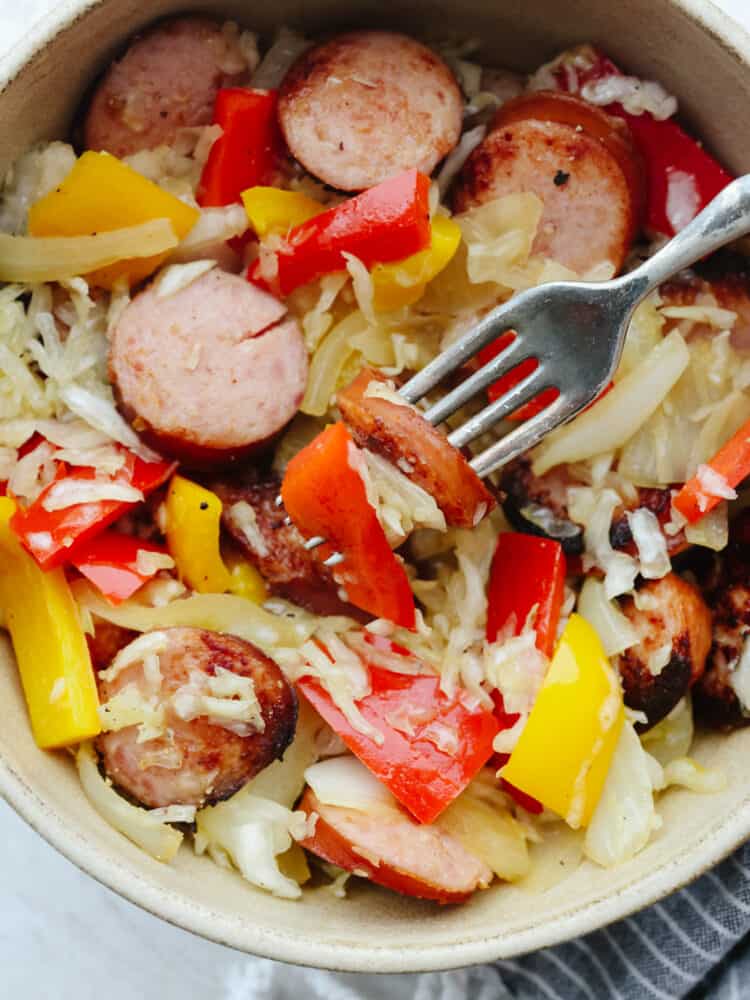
[625,174,750,296]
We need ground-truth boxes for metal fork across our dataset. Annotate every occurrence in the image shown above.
[293,175,750,561]
[399,174,750,478]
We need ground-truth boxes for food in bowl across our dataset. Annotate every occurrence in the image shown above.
[0,13,743,905]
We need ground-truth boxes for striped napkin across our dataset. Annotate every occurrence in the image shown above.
[235,840,750,999]
[489,841,750,999]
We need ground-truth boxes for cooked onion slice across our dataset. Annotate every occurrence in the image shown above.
[304,755,396,812]
[0,219,178,283]
[533,331,690,475]
[76,741,183,862]
[577,577,638,657]
[71,580,312,653]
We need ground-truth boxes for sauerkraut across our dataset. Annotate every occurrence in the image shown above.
[0,26,739,908]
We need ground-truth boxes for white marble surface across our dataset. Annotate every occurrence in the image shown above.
[2,1,750,997]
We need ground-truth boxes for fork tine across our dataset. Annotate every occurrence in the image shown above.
[422,335,528,426]
[447,367,550,448]
[468,393,576,478]
[398,296,524,404]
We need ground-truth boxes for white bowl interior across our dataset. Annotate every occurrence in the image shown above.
[1,0,750,973]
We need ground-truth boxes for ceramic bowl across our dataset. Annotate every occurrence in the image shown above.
[1,0,750,973]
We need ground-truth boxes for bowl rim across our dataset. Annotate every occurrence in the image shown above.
[2,0,750,973]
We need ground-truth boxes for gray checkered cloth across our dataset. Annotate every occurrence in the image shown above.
[240,841,750,999]
[489,841,750,999]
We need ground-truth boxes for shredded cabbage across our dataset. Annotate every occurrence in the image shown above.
[437,126,486,198]
[619,329,750,488]
[641,696,694,767]
[457,193,543,287]
[305,755,396,812]
[195,792,308,899]
[0,141,77,235]
[251,27,311,89]
[627,508,671,580]
[170,204,248,263]
[584,721,661,867]
[301,311,368,416]
[580,75,677,120]
[583,489,639,600]
[362,449,446,546]
[534,330,690,475]
[288,631,384,745]
[412,517,501,703]
[577,577,639,656]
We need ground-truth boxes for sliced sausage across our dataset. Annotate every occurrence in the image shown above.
[278,31,462,192]
[337,367,496,528]
[615,574,712,729]
[693,525,750,730]
[501,456,584,555]
[87,621,137,671]
[109,268,308,466]
[661,251,750,351]
[453,91,643,275]
[298,788,491,903]
[694,578,750,730]
[500,456,685,559]
[96,627,297,809]
[210,474,367,619]
[84,16,252,157]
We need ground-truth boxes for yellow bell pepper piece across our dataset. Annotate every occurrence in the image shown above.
[501,613,624,829]
[165,476,232,594]
[28,151,199,289]
[242,186,324,237]
[371,215,462,311]
[0,497,100,749]
[224,550,268,604]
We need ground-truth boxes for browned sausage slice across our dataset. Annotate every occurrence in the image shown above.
[96,627,297,808]
[694,575,750,730]
[337,367,496,528]
[298,788,491,903]
[109,268,308,466]
[501,456,686,559]
[453,92,641,275]
[278,31,462,191]
[87,621,138,672]
[210,474,368,619]
[615,574,711,729]
[661,252,750,351]
[83,16,252,157]
[693,524,750,730]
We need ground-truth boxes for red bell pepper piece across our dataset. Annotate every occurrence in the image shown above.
[490,701,544,815]
[281,422,415,628]
[196,88,282,208]
[551,47,732,236]
[248,169,432,296]
[477,332,559,421]
[672,415,750,523]
[298,648,499,824]
[486,532,566,656]
[619,112,732,238]
[11,449,175,570]
[486,534,566,813]
[477,331,613,421]
[70,531,170,604]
